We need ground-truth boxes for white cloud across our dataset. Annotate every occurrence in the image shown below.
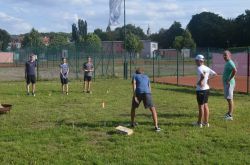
[0,12,32,34]
[1,0,250,34]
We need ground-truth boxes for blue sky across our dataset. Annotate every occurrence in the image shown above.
[0,0,249,35]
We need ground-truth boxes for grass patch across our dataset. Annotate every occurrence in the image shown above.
[0,79,249,164]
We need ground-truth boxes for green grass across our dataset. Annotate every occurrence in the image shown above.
[0,79,249,164]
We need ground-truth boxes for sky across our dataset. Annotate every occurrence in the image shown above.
[0,0,249,35]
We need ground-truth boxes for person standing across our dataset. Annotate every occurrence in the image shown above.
[194,55,217,128]
[130,67,160,132]
[60,58,69,95]
[82,57,94,93]
[223,50,237,120]
[25,54,37,96]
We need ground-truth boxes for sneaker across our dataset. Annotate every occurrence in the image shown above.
[32,93,35,97]
[224,114,233,120]
[155,127,161,132]
[27,92,30,96]
[192,122,203,128]
[202,123,210,127]
[66,92,69,95]
[130,122,138,128]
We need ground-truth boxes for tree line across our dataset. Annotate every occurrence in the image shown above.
[1,10,250,52]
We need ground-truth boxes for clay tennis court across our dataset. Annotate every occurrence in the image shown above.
[154,75,250,93]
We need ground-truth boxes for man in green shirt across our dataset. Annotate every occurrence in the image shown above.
[223,50,237,120]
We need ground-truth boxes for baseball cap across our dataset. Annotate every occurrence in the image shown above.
[195,54,205,61]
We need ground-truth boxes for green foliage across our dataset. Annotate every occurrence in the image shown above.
[173,30,196,51]
[94,28,110,41]
[0,28,10,51]
[187,12,227,48]
[72,23,79,42]
[48,34,68,49]
[78,19,87,38]
[125,32,143,53]
[150,22,184,49]
[84,33,102,53]
[0,80,249,164]
[22,28,44,54]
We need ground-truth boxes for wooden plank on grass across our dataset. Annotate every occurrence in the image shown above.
[115,126,133,135]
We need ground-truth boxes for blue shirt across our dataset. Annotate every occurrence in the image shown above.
[60,63,69,77]
[83,62,94,77]
[25,60,36,76]
[132,73,151,94]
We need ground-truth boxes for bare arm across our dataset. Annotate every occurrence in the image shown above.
[197,73,205,86]
[227,68,237,84]
[132,80,136,96]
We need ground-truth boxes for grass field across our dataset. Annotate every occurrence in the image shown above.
[0,79,249,164]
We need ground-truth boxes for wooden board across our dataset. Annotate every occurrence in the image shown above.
[115,126,133,135]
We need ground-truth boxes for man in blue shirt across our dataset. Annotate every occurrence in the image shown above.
[131,67,160,132]
[25,54,36,96]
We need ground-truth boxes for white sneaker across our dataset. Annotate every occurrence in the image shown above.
[192,122,203,128]
[224,114,233,121]
[203,123,210,127]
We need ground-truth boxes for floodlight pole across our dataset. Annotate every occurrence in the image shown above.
[123,0,128,79]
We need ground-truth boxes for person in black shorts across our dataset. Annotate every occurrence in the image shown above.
[25,54,37,96]
[60,58,69,95]
[194,55,217,128]
[82,57,94,93]
[130,67,160,132]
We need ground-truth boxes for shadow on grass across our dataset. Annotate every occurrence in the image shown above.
[55,116,194,131]
[155,86,224,96]
[55,119,130,128]
[120,112,194,119]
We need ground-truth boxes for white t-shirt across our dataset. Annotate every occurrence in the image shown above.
[196,65,216,91]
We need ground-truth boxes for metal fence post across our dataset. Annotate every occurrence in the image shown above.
[207,47,210,67]
[177,50,179,86]
[247,46,250,94]
[157,53,160,77]
[153,51,155,82]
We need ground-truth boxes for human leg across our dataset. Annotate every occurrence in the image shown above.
[149,106,159,128]
[204,103,209,124]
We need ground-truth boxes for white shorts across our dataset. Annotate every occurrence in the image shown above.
[224,83,235,100]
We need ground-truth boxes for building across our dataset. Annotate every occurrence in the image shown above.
[101,40,158,58]
[140,40,158,58]
[159,48,190,59]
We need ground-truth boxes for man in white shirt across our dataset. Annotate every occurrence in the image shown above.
[194,54,217,128]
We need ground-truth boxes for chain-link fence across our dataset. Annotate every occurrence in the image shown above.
[0,46,249,93]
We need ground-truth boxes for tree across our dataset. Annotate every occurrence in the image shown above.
[163,21,184,48]
[233,10,250,46]
[72,23,79,42]
[114,24,147,41]
[22,28,44,53]
[0,28,10,51]
[125,32,143,54]
[94,28,109,41]
[78,19,87,38]
[187,12,227,48]
[49,33,68,48]
[149,22,184,49]
[173,30,196,51]
[84,33,102,53]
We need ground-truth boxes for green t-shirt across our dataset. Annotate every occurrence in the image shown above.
[223,60,236,85]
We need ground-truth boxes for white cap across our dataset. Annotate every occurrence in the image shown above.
[195,54,205,61]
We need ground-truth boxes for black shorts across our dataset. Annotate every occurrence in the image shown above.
[84,75,92,82]
[196,90,209,105]
[132,93,154,109]
[60,76,68,84]
[26,75,36,84]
